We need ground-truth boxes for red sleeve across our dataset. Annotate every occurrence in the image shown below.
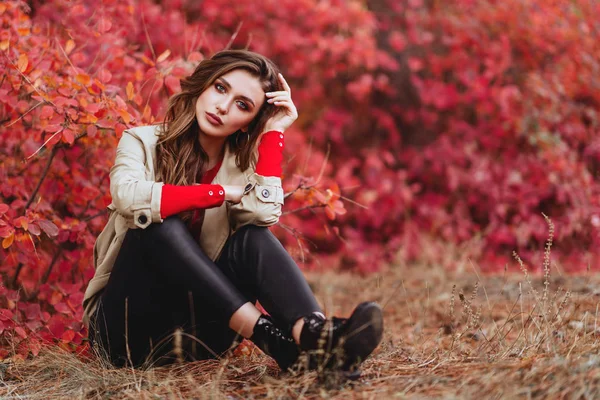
[255,130,284,177]
[160,184,225,219]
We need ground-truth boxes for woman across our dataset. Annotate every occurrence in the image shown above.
[83,50,383,377]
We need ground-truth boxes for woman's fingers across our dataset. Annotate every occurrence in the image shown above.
[266,91,289,98]
[267,95,291,104]
[279,73,291,94]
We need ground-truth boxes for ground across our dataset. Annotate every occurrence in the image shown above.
[1,261,600,399]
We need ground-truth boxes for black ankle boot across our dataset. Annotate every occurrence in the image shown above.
[249,314,300,371]
[299,302,384,374]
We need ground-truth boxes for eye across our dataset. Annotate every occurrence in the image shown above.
[236,101,248,110]
[215,83,225,92]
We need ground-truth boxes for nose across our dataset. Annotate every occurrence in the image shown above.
[216,102,227,115]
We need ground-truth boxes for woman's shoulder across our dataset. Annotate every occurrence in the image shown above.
[123,124,162,145]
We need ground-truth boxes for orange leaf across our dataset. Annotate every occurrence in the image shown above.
[0,40,9,51]
[126,81,134,101]
[118,109,131,124]
[49,291,63,305]
[156,49,171,63]
[17,54,28,73]
[140,54,155,67]
[65,39,75,55]
[14,217,28,230]
[142,104,152,121]
[2,233,13,249]
[75,73,90,86]
[325,206,336,220]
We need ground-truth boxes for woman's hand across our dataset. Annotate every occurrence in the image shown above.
[263,73,298,133]
[221,185,244,204]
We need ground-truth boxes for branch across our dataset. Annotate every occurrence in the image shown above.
[224,22,244,50]
[24,145,58,209]
[281,203,326,216]
[3,101,44,128]
[10,263,24,289]
[83,209,108,222]
[41,246,62,284]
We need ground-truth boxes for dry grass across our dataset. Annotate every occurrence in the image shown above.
[2,244,600,398]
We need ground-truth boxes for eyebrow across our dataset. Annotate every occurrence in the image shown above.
[218,78,256,108]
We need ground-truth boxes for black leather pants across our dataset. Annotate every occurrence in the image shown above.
[87,216,321,368]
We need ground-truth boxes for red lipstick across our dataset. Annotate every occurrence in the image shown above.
[206,112,223,125]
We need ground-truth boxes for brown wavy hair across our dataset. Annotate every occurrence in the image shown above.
[154,50,283,191]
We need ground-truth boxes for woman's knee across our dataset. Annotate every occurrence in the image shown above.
[234,224,273,246]
[141,215,188,240]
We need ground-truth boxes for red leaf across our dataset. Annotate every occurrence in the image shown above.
[40,105,54,119]
[38,220,59,237]
[25,303,41,320]
[54,302,72,315]
[0,309,14,321]
[25,320,42,331]
[0,226,13,238]
[0,203,9,215]
[87,124,98,138]
[165,75,181,94]
[61,330,75,343]
[14,326,27,339]
[27,223,41,236]
[97,18,112,33]
[29,339,42,357]
[62,129,75,145]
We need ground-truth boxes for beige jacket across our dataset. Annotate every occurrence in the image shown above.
[82,125,284,327]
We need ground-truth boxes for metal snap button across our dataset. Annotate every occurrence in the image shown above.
[138,215,148,225]
[261,189,270,198]
[219,190,224,195]
[244,183,253,192]
[278,142,283,147]
[280,134,284,138]
[209,191,213,195]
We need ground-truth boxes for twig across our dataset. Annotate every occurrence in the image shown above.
[25,146,58,209]
[41,247,63,284]
[3,101,44,127]
[25,127,63,161]
[224,22,244,50]
[281,204,326,216]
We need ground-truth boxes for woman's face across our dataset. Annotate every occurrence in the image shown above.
[195,69,266,139]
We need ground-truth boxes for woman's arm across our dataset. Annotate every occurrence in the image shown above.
[255,130,285,177]
[160,184,225,218]
[226,130,286,230]
[227,72,296,231]
[109,130,164,229]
